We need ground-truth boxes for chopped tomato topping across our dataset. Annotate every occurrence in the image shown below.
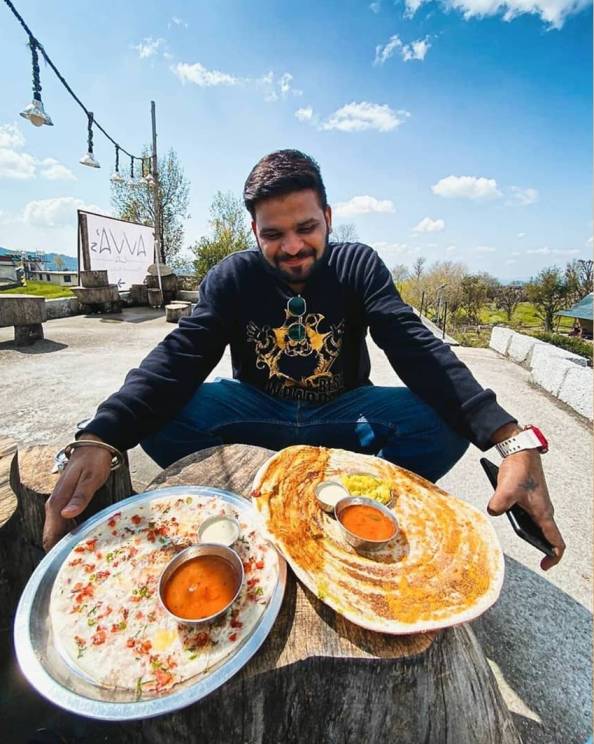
[91,628,106,645]
[243,561,252,573]
[127,639,135,648]
[155,668,173,687]
[255,560,264,570]
[131,515,142,525]
[230,619,243,628]
[228,633,238,642]
[83,563,96,574]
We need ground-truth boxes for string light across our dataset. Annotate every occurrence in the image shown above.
[5,0,143,169]
[19,36,52,126]
[110,144,124,183]
[79,111,100,168]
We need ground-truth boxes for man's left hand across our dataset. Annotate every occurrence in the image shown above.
[487,450,565,571]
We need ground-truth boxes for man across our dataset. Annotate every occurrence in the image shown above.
[44,150,565,570]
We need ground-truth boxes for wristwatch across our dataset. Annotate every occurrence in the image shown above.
[495,425,549,457]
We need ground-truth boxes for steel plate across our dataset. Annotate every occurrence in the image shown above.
[14,486,287,721]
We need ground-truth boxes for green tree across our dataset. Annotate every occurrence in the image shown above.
[53,255,65,271]
[460,273,492,323]
[111,147,190,265]
[192,192,254,283]
[526,266,569,331]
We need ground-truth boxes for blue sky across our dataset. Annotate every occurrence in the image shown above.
[0,0,591,280]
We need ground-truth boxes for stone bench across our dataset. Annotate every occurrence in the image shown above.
[0,295,46,346]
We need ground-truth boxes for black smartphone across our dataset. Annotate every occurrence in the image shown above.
[479,458,556,559]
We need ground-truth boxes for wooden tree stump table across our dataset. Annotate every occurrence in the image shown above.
[0,295,46,346]
[0,444,133,631]
[111,444,521,744]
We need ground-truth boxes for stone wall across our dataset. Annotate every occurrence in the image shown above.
[489,327,592,420]
[45,297,82,320]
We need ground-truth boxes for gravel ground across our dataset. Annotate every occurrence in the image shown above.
[0,308,591,743]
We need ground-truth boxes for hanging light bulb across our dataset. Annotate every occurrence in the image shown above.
[80,112,100,168]
[128,156,141,186]
[110,144,124,183]
[20,37,53,127]
[143,157,155,186]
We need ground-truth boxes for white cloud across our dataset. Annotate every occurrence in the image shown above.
[173,62,239,87]
[133,37,165,59]
[432,175,502,200]
[526,247,580,256]
[404,0,588,29]
[375,35,431,65]
[22,197,107,228]
[170,16,188,28]
[334,195,395,217]
[447,244,457,253]
[476,245,496,253]
[39,158,76,181]
[321,102,410,133]
[587,236,593,246]
[413,217,445,233]
[295,106,314,122]
[0,123,25,149]
[508,186,539,206]
[370,1,381,12]
[257,71,302,102]
[172,63,300,100]
[0,148,36,179]
[505,259,517,264]
[517,232,526,238]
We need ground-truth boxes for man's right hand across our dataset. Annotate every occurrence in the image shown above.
[43,435,112,552]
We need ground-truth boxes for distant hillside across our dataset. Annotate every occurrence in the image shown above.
[0,247,78,272]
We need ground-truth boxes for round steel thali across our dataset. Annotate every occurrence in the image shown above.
[14,485,287,721]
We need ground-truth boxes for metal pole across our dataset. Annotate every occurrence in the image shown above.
[151,100,164,306]
[420,290,425,317]
[442,302,448,340]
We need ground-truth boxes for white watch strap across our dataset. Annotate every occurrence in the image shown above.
[495,429,541,457]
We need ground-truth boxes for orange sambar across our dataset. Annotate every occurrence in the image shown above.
[163,555,238,620]
[339,504,396,541]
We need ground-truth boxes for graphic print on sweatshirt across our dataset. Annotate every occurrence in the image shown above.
[246,305,345,402]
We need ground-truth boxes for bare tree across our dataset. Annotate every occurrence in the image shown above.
[391,264,409,292]
[111,147,190,264]
[412,256,426,282]
[332,223,359,243]
[565,259,593,304]
[495,284,525,321]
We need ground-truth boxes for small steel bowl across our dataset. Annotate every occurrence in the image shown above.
[315,480,350,513]
[158,543,244,626]
[334,496,399,552]
[197,515,240,547]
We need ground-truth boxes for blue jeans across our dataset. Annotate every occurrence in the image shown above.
[141,378,469,482]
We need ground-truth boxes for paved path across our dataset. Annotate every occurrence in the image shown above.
[0,308,591,743]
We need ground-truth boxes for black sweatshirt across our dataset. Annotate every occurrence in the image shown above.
[82,242,515,452]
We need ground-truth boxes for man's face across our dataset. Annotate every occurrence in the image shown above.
[252,189,332,285]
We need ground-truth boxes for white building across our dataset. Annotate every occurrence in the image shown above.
[30,270,78,286]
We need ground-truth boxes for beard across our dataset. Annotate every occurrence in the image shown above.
[257,222,330,285]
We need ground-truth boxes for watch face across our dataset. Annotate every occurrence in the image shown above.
[527,425,548,453]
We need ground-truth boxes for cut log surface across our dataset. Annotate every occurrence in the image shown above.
[107,444,521,744]
[0,444,133,631]
[0,295,46,327]
[165,304,191,323]
[71,285,120,304]
[146,274,178,291]
[79,270,109,288]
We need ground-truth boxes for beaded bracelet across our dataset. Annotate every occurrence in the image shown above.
[55,439,124,471]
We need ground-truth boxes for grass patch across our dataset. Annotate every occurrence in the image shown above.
[0,280,75,299]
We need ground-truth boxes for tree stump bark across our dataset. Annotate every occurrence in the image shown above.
[165,304,191,323]
[146,274,178,292]
[108,444,521,744]
[79,270,109,288]
[0,444,134,630]
[129,284,149,306]
[14,323,44,346]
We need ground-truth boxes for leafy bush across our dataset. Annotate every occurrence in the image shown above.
[532,332,593,363]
